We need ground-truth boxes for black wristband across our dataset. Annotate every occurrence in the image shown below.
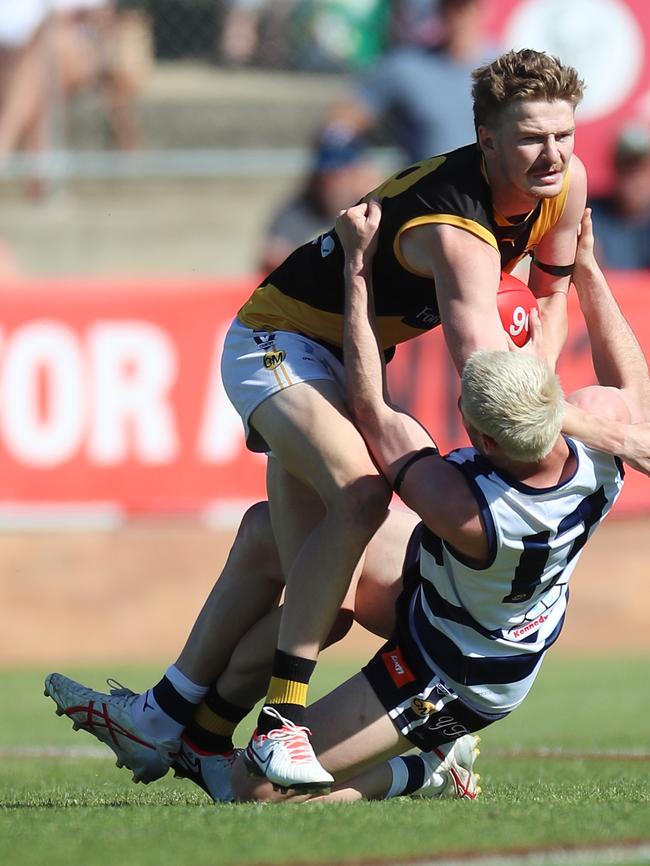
[392,446,439,496]
[531,257,574,277]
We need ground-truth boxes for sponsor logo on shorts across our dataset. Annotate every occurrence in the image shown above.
[263,350,287,369]
[381,647,416,687]
[507,613,548,640]
[411,698,437,718]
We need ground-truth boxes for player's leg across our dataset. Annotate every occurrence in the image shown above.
[43,503,410,797]
[232,660,482,805]
[231,671,410,802]
[177,508,418,801]
[43,501,287,787]
[233,352,391,788]
[353,507,419,638]
[253,377,390,662]
[175,501,285,686]
[232,669,479,803]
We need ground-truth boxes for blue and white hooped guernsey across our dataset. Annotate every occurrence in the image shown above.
[407,437,624,715]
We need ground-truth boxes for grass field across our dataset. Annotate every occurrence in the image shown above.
[1,655,649,866]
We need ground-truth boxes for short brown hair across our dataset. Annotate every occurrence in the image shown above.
[472,49,584,131]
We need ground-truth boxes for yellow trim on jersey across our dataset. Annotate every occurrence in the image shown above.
[239,283,434,349]
[528,168,571,249]
[393,214,499,277]
[239,283,344,346]
[368,155,447,201]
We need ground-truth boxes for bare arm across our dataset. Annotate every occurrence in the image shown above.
[400,222,507,374]
[338,202,486,558]
[571,209,650,421]
[528,156,588,367]
[559,209,650,471]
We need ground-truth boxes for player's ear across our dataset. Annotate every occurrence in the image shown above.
[477,125,496,154]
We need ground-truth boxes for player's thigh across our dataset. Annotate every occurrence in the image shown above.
[222,322,378,494]
[354,509,420,638]
[251,378,381,498]
[307,672,411,780]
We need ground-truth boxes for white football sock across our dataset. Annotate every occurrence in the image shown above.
[385,754,445,798]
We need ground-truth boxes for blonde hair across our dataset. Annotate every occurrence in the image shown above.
[472,49,584,131]
[461,350,564,461]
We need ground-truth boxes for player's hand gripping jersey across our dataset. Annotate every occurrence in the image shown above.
[238,144,570,357]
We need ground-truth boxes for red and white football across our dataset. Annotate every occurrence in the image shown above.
[497,271,539,347]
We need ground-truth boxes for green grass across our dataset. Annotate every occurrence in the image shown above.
[1,656,649,866]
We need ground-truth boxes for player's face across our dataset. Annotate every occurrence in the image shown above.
[481,99,576,203]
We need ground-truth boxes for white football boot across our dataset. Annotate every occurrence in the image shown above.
[172,738,241,803]
[414,734,481,800]
[244,706,334,794]
[44,672,179,784]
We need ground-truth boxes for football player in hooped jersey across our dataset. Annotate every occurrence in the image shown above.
[219,48,647,792]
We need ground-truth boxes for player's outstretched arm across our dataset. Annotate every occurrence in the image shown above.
[338,200,436,472]
[561,210,650,471]
[338,202,486,558]
[571,209,650,420]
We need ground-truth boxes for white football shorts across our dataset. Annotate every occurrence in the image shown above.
[220,317,345,452]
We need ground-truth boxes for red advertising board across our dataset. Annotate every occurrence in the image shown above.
[483,0,650,195]
[0,272,648,519]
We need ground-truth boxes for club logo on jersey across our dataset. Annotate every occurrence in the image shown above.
[505,613,548,641]
[263,350,286,369]
[411,698,437,718]
[381,647,416,687]
[401,305,440,330]
[319,234,335,258]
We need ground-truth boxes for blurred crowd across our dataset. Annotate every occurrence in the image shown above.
[0,1,152,169]
[1,0,650,271]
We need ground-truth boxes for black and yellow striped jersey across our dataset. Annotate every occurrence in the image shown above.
[239,144,569,355]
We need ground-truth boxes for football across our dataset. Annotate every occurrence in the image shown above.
[497,271,539,347]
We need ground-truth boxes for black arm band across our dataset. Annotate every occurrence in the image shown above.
[392,446,440,496]
[531,257,574,278]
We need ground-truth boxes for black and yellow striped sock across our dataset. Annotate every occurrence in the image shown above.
[257,650,316,734]
[184,686,251,754]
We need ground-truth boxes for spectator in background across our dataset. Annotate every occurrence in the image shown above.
[219,1,390,72]
[0,0,152,195]
[588,122,650,270]
[324,0,495,163]
[219,0,272,66]
[258,128,382,274]
[0,0,50,171]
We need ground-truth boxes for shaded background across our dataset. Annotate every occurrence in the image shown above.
[1,0,649,665]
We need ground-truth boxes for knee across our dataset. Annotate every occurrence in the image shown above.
[322,608,354,650]
[236,501,277,559]
[333,475,391,533]
[238,500,270,538]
